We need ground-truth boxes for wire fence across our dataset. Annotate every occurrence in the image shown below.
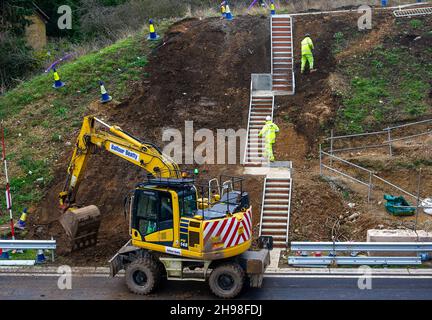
[319,147,430,215]
[324,118,432,156]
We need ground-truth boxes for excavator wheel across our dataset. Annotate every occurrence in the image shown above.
[125,256,161,295]
[59,205,101,251]
[208,262,245,299]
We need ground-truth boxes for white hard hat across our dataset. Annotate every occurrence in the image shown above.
[266,116,271,121]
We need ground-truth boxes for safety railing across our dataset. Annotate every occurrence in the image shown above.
[288,256,422,266]
[393,6,432,17]
[243,74,274,165]
[242,76,254,165]
[324,118,432,156]
[319,146,427,205]
[288,241,431,266]
[258,177,268,237]
[0,239,57,266]
[291,241,432,252]
[289,15,295,95]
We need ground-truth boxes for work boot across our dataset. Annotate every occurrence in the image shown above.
[310,69,317,73]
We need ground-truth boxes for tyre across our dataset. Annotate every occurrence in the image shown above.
[208,263,245,299]
[125,256,160,295]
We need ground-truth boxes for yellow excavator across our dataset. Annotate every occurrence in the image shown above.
[59,116,272,298]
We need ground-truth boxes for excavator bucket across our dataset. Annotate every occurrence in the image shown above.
[59,205,101,251]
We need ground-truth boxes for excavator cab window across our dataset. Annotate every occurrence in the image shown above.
[159,193,173,231]
[134,190,159,236]
[133,189,174,237]
[178,186,198,218]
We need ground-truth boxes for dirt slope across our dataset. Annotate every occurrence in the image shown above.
[29,16,270,265]
[27,12,432,265]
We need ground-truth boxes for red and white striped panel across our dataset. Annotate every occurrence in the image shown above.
[203,208,253,249]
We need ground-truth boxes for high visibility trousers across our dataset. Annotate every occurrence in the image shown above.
[265,142,275,162]
[301,54,314,72]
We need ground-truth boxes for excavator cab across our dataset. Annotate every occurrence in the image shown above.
[128,175,252,260]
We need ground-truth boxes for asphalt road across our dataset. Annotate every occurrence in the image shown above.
[1,273,432,300]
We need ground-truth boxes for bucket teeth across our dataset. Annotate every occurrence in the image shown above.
[59,205,101,251]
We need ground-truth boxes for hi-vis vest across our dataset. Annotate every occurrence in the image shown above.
[259,121,280,143]
[149,24,155,33]
[301,37,314,55]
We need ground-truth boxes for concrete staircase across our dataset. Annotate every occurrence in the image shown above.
[259,176,292,248]
[271,15,295,95]
[244,95,274,165]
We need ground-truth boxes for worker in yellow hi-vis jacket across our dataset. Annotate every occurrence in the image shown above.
[258,116,280,162]
[301,33,316,74]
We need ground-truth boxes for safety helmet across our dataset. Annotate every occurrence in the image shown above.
[266,116,272,121]
[305,33,311,37]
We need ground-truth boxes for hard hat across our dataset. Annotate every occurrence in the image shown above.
[305,33,311,37]
[266,116,271,121]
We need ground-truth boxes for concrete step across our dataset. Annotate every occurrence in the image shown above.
[273,241,288,248]
[262,210,288,215]
[264,205,290,210]
[262,221,287,227]
[273,85,292,89]
[265,185,290,190]
[272,46,292,51]
[251,106,272,109]
[265,194,290,199]
[261,234,286,240]
[264,200,290,205]
[261,229,286,235]
[266,187,290,191]
[262,215,287,221]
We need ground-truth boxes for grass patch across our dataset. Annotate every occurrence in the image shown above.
[9,249,37,261]
[337,44,432,133]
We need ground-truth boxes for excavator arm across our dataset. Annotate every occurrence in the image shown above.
[59,116,181,209]
[58,116,181,251]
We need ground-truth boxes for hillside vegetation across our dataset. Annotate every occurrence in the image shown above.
[0,20,173,224]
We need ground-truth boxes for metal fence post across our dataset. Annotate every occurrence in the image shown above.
[319,144,323,176]
[51,236,55,262]
[387,128,393,156]
[367,172,373,203]
[330,129,334,166]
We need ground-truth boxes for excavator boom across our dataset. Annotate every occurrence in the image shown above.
[59,116,181,251]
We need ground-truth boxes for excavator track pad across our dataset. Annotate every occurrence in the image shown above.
[59,205,101,251]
